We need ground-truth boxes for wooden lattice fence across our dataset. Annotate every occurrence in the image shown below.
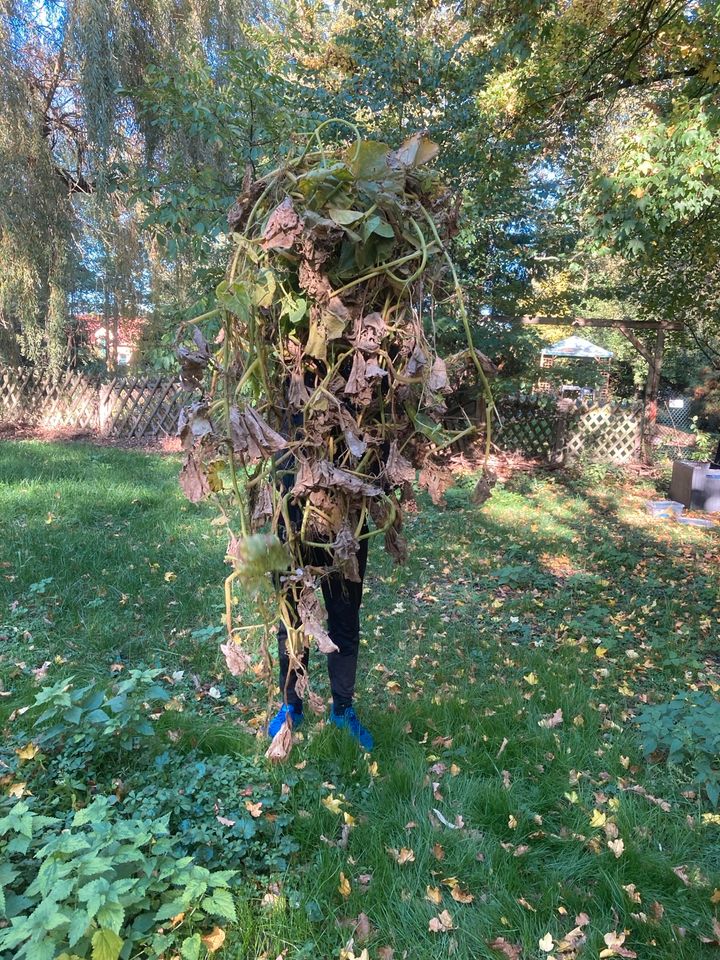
[495,395,643,464]
[0,367,188,440]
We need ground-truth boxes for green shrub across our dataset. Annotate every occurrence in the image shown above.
[0,795,237,960]
[123,752,299,873]
[26,669,170,792]
[636,691,720,806]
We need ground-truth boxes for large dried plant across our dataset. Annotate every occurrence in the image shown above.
[176,124,494,758]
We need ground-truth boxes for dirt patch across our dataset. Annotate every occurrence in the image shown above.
[0,420,181,454]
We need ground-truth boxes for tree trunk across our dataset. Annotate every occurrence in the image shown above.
[641,325,665,463]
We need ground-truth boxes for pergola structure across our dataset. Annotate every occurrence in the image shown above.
[538,335,614,401]
[493,314,682,462]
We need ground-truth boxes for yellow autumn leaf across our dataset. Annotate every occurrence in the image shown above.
[426,885,442,905]
[338,872,351,898]
[523,673,539,686]
[508,814,518,829]
[244,800,263,818]
[701,813,720,826]
[164,571,177,582]
[595,646,608,658]
[201,926,226,953]
[450,763,461,776]
[590,809,607,828]
[8,782,28,798]
[322,793,344,814]
[16,743,39,761]
[343,811,357,826]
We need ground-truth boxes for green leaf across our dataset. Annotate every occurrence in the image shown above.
[68,909,91,947]
[154,899,190,922]
[181,934,202,960]
[252,268,276,308]
[327,207,364,225]
[349,140,391,179]
[91,928,123,960]
[280,294,307,326]
[201,888,237,921]
[96,901,125,934]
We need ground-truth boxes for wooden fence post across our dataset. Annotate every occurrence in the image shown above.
[98,382,112,435]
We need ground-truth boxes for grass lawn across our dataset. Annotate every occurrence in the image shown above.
[1,440,719,960]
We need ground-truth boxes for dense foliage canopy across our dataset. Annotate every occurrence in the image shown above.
[1,0,719,389]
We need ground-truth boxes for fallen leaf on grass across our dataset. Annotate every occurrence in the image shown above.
[699,918,720,945]
[673,865,691,886]
[607,838,624,858]
[387,846,415,865]
[354,913,372,943]
[15,743,39,761]
[322,793,344,814]
[338,872,351,898]
[539,932,554,951]
[377,948,394,960]
[599,930,637,958]
[428,909,454,932]
[711,889,720,904]
[426,885,443,905]
[487,937,522,959]
[590,809,607,828]
[245,800,263,817]
[622,883,641,904]
[432,843,445,860]
[202,926,226,953]
[450,885,474,904]
[538,708,563,729]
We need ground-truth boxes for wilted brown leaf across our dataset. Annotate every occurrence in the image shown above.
[265,721,293,763]
[201,926,226,953]
[487,936,522,959]
[220,640,252,676]
[428,909,454,933]
[538,708,563,729]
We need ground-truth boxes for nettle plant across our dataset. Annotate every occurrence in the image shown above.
[29,669,169,780]
[0,795,237,960]
[637,691,720,806]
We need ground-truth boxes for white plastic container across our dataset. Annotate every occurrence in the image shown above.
[645,500,685,519]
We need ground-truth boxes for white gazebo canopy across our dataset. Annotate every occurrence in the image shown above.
[541,335,614,359]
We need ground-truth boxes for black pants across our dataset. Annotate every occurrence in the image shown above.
[278,534,368,713]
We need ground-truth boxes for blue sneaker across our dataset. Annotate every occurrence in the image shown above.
[329,706,374,751]
[268,703,303,738]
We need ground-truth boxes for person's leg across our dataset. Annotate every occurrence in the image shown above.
[321,534,369,713]
[272,502,308,731]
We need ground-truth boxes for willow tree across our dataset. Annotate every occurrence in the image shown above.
[0,0,266,373]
